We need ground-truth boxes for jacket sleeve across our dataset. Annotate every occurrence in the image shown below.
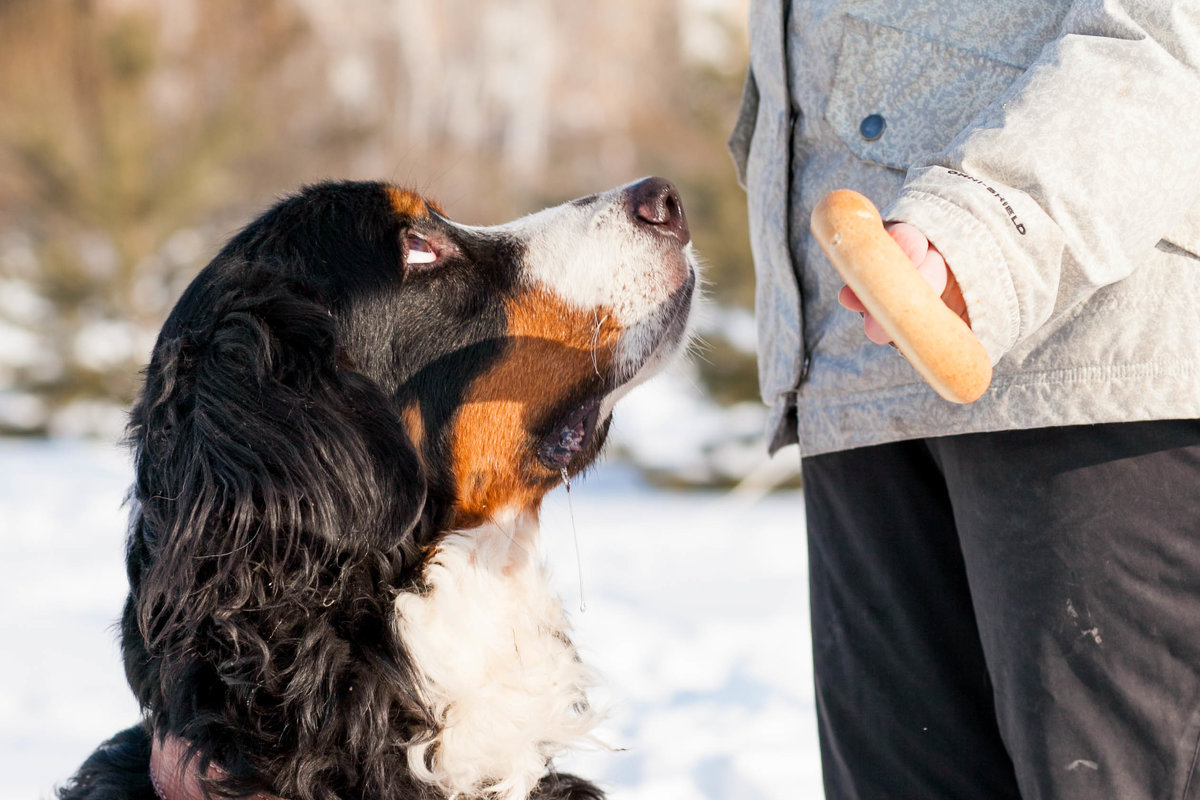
[883,1,1200,364]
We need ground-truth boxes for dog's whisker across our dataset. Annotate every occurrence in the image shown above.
[494,513,536,562]
[590,313,609,380]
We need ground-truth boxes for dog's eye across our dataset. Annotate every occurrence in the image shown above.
[405,233,438,266]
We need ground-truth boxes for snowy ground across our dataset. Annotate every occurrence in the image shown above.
[0,437,821,800]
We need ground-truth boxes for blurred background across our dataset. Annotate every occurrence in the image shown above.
[0,2,820,799]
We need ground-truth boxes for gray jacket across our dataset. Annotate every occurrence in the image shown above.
[731,0,1200,456]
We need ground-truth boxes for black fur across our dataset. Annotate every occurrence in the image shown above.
[57,726,155,800]
[60,182,603,800]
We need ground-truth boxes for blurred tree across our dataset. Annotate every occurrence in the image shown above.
[0,0,310,433]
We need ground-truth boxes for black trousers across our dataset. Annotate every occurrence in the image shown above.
[801,420,1200,800]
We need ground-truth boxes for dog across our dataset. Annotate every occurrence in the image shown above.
[57,178,697,800]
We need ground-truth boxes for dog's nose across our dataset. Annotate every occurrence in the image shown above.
[628,177,690,244]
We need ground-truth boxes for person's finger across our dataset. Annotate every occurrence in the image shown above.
[941,260,970,323]
[863,312,892,344]
[839,285,867,312]
[916,245,948,297]
[885,222,929,265]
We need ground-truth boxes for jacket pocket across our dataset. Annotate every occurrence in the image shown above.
[825,16,1022,171]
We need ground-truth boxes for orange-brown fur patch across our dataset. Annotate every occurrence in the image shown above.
[400,402,427,472]
[449,288,622,528]
[387,187,438,219]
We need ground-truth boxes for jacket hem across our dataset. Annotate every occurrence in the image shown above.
[784,360,1200,457]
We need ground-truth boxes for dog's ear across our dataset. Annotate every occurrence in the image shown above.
[132,265,427,555]
[129,265,428,605]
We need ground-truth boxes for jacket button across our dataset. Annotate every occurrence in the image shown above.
[859,113,886,141]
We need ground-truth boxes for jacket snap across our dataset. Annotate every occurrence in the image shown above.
[859,114,885,141]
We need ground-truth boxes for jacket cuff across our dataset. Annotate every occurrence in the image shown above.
[883,188,1016,365]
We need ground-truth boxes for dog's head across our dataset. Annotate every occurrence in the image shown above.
[133,177,694,547]
[379,176,696,529]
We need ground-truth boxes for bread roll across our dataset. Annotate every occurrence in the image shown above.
[811,189,992,404]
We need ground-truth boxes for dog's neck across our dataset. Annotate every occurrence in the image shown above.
[394,508,601,800]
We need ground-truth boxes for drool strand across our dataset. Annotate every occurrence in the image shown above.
[561,467,587,613]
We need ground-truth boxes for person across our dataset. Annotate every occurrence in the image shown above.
[729,1,1200,798]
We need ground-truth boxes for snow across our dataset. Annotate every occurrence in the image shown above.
[0,438,821,800]
[602,364,786,488]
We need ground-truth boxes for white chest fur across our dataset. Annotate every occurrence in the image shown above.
[393,511,599,800]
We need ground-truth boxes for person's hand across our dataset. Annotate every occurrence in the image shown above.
[837,222,969,344]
